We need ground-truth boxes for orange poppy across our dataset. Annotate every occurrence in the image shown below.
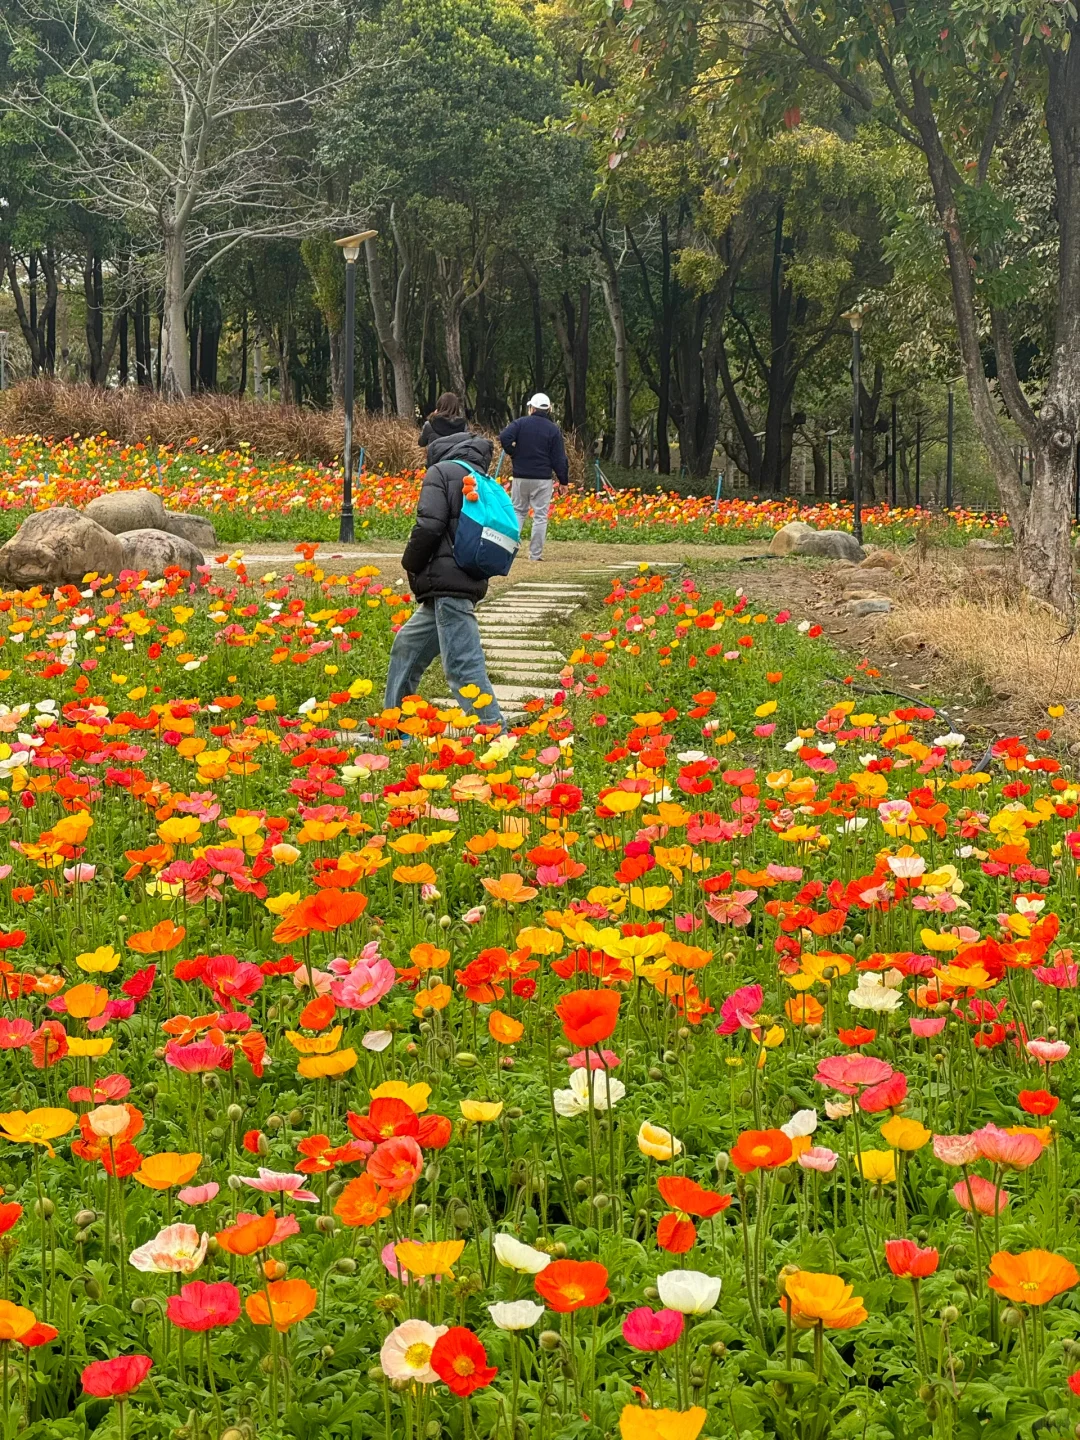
[987,1250,1079,1306]
[785,995,825,1027]
[488,1011,524,1044]
[133,1151,202,1190]
[272,888,367,941]
[334,1174,393,1228]
[413,983,452,1017]
[391,864,438,886]
[127,920,186,955]
[409,942,450,972]
[215,1210,277,1256]
[554,989,621,1047]
[481,874,539,904]
[730,1129,793,1174]
[244,1278,317,1331]
[534,1259,610,1312]
[781,1271,867,1330]
[298,994,337,1030]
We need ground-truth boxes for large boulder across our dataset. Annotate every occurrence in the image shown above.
[161,511,218,549]
[119,529,205,578]
[85,489,168,535]
[0,507,125,588]
[768,520,815,556]
[790,528,866,563]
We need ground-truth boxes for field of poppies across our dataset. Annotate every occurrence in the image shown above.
[0,552,1074,1440]
[0,432,1009,547]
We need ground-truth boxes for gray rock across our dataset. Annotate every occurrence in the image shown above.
[161,511,218,548]
[0,507,125,588]
[845,597,892,616]
[118,528,205,578]
[791,529,866,563]
[84,489,167,535]
[768,520,815,556]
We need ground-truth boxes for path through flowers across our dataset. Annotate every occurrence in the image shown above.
[0,557,1074,1440]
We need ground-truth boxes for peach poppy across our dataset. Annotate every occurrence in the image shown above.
[482,873,539,904]
[367,1135,424,1191]
[391,864,438,886]
[244,1278,317,1331]
[134,1152,202,1191]
[987,1250,1079,1306]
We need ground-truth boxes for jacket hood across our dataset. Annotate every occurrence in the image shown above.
[426,431,493,470]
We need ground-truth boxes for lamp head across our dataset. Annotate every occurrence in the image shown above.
[842,307,864,332]
[336,230,378,263]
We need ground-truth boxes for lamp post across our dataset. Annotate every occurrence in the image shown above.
[334,230,378,543]
[842,308,864,543]
[915,415,922,507]
[0,331,8,391]
[945,378,956,512]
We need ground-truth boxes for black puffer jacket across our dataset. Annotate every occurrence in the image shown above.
[418,414,467,450]
[400,431,495,602]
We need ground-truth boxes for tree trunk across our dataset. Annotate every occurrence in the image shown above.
[599,238,631,468]
[553,283,591,448]
[812,442,827,497]
[238,311,248,397]
[161,230,190,400]
[527,265,545,392]
[1017,425,1077,607]
[363,230,414,419]
[118,311,129,386]
[444,299,467,398]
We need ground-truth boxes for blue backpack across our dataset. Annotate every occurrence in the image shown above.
[453,463,521,578]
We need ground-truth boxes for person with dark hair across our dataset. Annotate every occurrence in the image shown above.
[419,393,467,451]
[499,393,569,561]
[384,428,503,730]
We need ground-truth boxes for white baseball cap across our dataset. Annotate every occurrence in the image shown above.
[528,392,552,411]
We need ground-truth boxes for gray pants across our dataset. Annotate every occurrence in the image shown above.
[511,475,555,559]
[383,597,503,727]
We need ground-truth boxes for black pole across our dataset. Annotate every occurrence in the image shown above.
[915,418,922,507]
[827,435,832,499]
[890,397,898,507]
[339,257,357,544]
[851,327,862,543]
[945,384,955,511]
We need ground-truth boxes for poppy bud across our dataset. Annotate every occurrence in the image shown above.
[539,1330,562,1352]
[918,1383,935,1403]
[266,1113,283,1131]
[592,1193,610,1210]
[201,1073,219,1090]
[220,1431,245,1440]
[131,1298,148,1315]
[776,1264,801,1297]
[84,1279,102,1301]
[573,1179,589,1197]
[643,1286,659,1300]
[227,1176,243,1192]
[940,1305,959,1324]
[227,1104,243,1123]
[1001,1307,1023,1328]
[453,1052,478,1068]
[552,1242,567,1257]
[710,1341,727,1357]
[423,1163,440,1184]
[76,1209,96,1228]
[316,1216,336,1235]
[715,1151,730,1175]
[34,1198,54,1219]
[438,915,451,929]
[287,1109,303,1127]
[366,1367,385,1383]
[334,1257,356,1275]
[18,792,34,810]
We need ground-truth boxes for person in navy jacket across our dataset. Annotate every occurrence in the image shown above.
[498,394,569,561]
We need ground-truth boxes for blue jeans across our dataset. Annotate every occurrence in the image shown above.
[384,597,504,727]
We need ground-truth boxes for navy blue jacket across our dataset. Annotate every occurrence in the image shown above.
[498,413,569,485]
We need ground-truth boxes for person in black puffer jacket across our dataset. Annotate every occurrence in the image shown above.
[384,430,503,729]
[418,392,467,453]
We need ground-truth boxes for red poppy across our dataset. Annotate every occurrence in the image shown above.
[534,1259,610,1312]
[81,1355,153,1398]
[18,1322,58,1348]
[884,1239,939,1279]
[0,1203,22,1236]
[857,1071,908,1113]
[655,1175,731,1253]
[1018,1089,1059,1117]
[553,988,621,1047]
[366,1135,423,1192]
[430,1327,498,1396]
[730,1129,793,1174]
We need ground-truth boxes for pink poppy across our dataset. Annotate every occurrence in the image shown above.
[952,1175,1009,1215]
[909,1017,947,1038]
[972,1124,1044,1170]
[165,1039,232,1073]
[568,1049,621,1071]
[0,1018,34,1049]
[813,1054,894,1095]
[1027,1038,1070,1065]
[622,1306,684,1352]
[177,1182,220,1206]
[331,957,396,1011]
[932,1133,980,1167]
[797,1147,839,1173]
[715,984,764,1037]
[238,1168,318,1204]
